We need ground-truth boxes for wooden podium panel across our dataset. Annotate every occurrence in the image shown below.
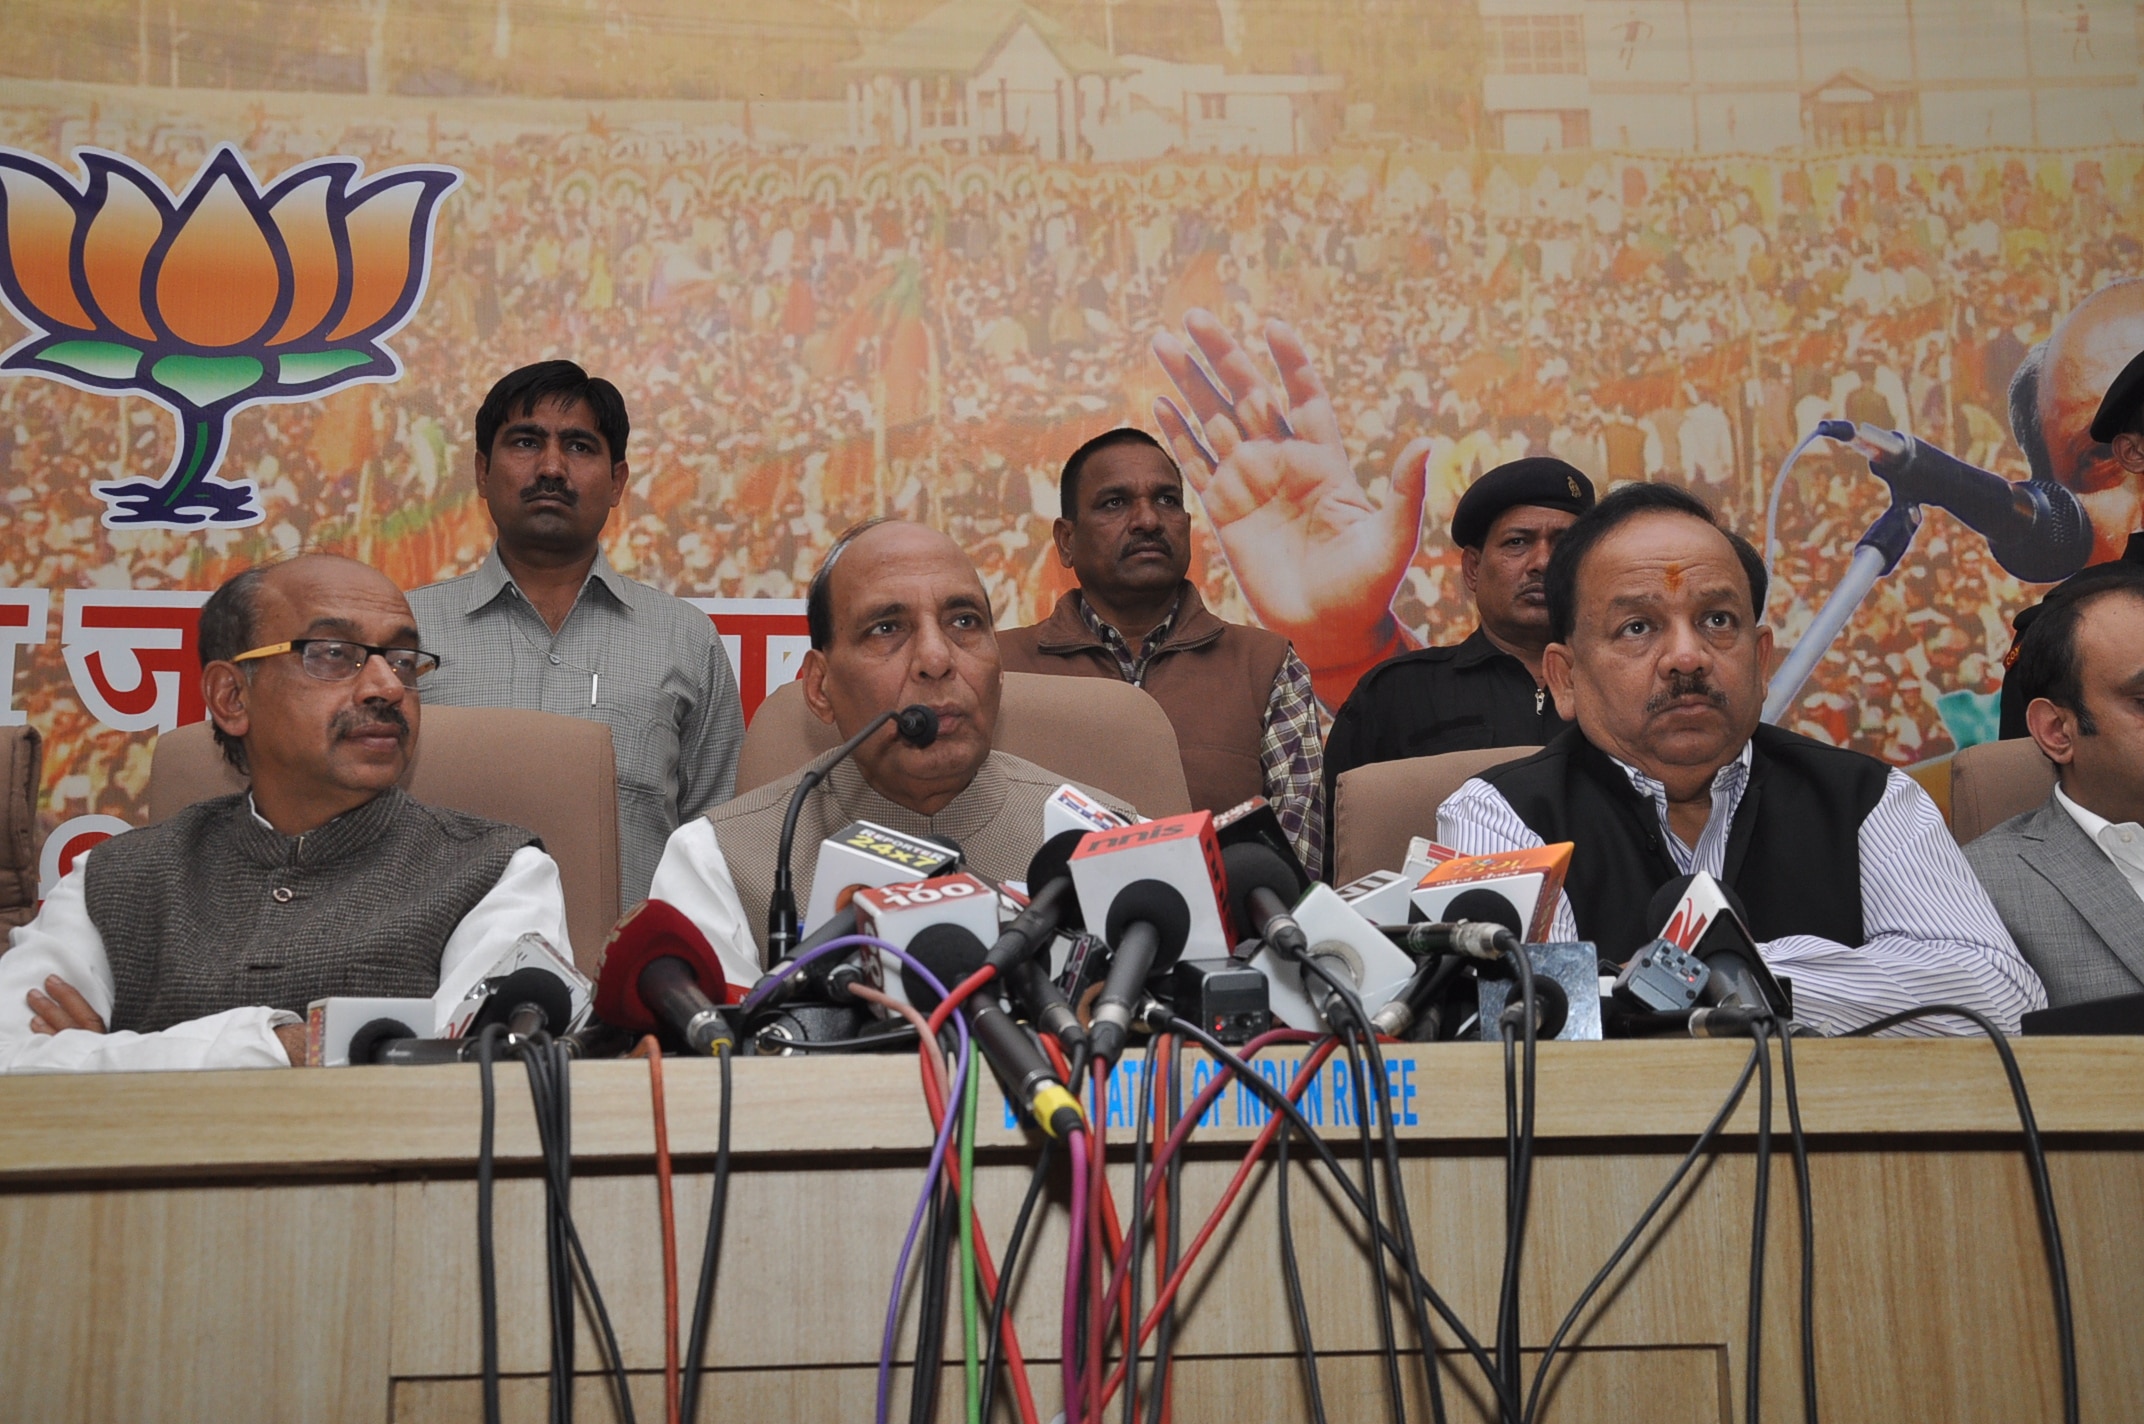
[1,1039,2140,1423]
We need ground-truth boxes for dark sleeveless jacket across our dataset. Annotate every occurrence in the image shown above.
[998,584,1287,817]
[1479,724,1889,961]
[85,788,537,1032]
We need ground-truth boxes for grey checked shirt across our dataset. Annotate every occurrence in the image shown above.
[409,548,745,903]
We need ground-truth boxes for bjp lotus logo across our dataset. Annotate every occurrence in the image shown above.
[0,146,458,528]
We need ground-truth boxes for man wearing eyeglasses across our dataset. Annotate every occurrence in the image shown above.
[0,555,571,1072]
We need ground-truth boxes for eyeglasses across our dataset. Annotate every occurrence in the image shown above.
[230,639,442,689]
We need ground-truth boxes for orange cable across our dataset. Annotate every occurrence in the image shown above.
[628,1036,681,1424]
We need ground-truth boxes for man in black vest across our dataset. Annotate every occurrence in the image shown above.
[1436,483,2044,1035]
[0,555,572,1072]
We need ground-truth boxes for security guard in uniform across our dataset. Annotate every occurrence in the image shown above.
[1323,458,1596,869]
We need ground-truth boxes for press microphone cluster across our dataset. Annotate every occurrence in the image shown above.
[592,898,737,1055]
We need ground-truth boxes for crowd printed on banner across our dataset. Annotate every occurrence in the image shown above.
[4,588,807,895]
[1003,1053,1422,1133]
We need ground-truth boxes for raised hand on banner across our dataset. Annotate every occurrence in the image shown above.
[1153,310,1431,708]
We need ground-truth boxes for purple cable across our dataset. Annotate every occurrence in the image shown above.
[1064,1128,1089,1424]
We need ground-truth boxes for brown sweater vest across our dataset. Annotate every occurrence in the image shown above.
[706,750,1133,960]
[999,585,1287,817]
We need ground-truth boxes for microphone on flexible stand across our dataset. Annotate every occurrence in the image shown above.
[767,703,939,963]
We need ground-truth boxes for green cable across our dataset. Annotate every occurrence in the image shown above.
[959,1054,983,1424]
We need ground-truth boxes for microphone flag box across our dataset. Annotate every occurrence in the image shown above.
[1043,784,1130,841]
[1410,843,1573,945]
[436,931,592,1038]
[1253,883,1421,1032]
[1337,838,1461,924]
[306,996,437,1067]
[1067,809,1233,959]
[852,872,1003,1010]
[1213,795,1309,888]
[803,820,961,933]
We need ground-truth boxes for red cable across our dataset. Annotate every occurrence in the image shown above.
[1094,1039,1341,1412]
[628,1036,681,1424]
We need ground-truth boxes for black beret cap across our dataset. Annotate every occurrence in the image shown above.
[2088,347,2144,443]
[1450,457,1596,550]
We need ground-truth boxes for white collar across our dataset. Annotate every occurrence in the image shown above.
[2053,782,2140,843]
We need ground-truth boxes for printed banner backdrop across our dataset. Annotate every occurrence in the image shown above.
[2,0,2142,887]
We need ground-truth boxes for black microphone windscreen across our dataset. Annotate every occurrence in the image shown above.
[1221,841,1304,935]
[1026,829,1090,930]
[902,922,992,1010]
[896,704,940,747]
[348,1016,418,1065]
[921,834,963,868]
[1444,887,1525,937]
[473,966,575,1035]
[1104,879,1192,968]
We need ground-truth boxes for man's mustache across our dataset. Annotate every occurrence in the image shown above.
[1646,670,1728,714]
[522,477,576,505]
[333,705,410,742]
[1122,536,1173,559]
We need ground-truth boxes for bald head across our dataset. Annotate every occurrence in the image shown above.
[800,520,1002,816]
[2039,279,2144,562]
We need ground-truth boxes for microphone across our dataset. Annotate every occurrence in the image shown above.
[1222,841,1309,960]
[758,821,962,1009]
[592,899,736,1055]
[1383,887,1526,961]
[768,704,940,960]
[1644,874,1792,1017]
[1820,420,2091,583]
[1212,795,1310,892]
[985,829,1088,972]
[369,968,579,1064]
[904,924,1085,1138]
[1066,810,1234,1062]
[1251,882,1420,1032]
[1091,880,1193,1064]
[844,872,1002,1011]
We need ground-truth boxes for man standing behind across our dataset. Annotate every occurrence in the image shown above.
[410,362,744,903]
[997,429,1325,877]
[1323,458,1594,826]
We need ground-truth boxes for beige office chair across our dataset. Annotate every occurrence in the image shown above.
[1331,746,1534,886]
[1949,738,2058,845]
[147,706,622,972]
[0,726,42,930]
[736,670,1193,818]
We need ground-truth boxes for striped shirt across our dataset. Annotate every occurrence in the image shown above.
[410,548,745,904]
[1436,741,2046,1036]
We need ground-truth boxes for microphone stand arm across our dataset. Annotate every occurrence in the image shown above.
[767,708,898,962]
[1763,492,1920,725]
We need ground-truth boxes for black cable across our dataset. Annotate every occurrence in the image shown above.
[1300,956,1448,1424]
[1777,1027,1819,1424]
[749,1024,921,1053]
[1521,1038,1763,1424]
[522,1038,639,1424]
[680,1043,734,1424]
[521,1037,573,1424]
[1746,1023,1775,1424]
[1497,941,1540,1424]
[1149,1010,1521,1424]
[908,1112,957,1424]
[1846,1005,2076,1424]
[1121,1042,1158,1424]
[1275,1103,1331,1424]
[475,1024,507,1424]
[1146,1034,1186,1424]
[1354,1021,1450,1424]
[978,1137,1055,1424]
[1342,1029,1408,1424]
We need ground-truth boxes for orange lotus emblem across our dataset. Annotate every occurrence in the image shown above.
[0,145,458,528]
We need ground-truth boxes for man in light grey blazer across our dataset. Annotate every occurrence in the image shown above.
[1965,561,2144,1006]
